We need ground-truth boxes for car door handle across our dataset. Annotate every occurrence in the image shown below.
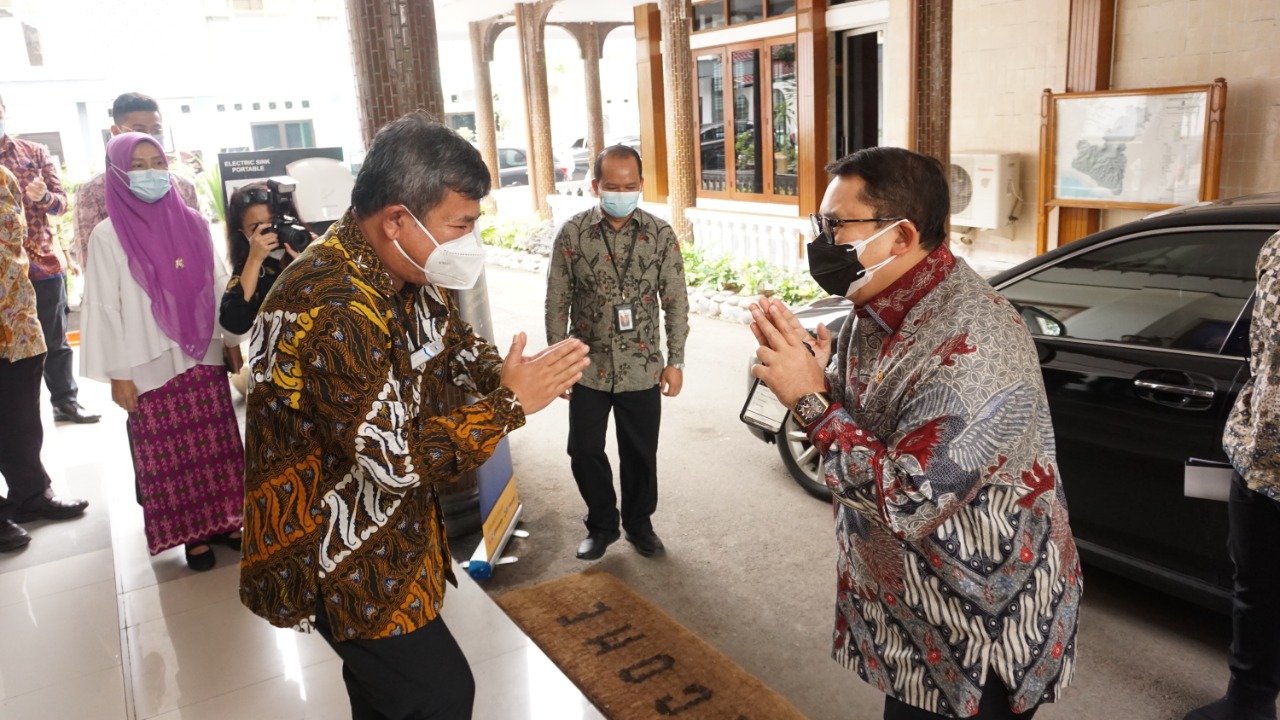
[1133,379,1215,399]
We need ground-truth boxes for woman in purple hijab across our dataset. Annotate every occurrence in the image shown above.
[79,132,245,572]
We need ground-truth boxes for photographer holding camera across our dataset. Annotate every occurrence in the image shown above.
[219,179,313,335]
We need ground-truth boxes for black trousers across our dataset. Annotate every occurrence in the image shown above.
[883,675,1038,720]
[567,384,661,536]
[313,601,475,720]
[33,276,77,407]
[1226,474,1280,711]
[0,353,54,522]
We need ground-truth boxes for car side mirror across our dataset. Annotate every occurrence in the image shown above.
[1017,304,1066,337]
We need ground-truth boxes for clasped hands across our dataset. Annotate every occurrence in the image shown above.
[748,297,831,408]
[500,333,591,414]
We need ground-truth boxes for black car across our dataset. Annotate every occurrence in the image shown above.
[748,193,1280,611]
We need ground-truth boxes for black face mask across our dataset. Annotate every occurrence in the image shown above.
[806,232,867,298]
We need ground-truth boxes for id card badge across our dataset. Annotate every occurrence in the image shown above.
[614,303,636,333]
[411,338,446,369]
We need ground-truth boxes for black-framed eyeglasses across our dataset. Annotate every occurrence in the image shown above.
[808,213,902,244]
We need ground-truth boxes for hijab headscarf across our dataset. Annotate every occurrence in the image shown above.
[104,133,214,359]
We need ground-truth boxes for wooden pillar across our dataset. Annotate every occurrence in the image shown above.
[634,3,668,203]
[796,0,829,218]
[1058,0,1117,248]
[345,0,445,149]
[515,1,558,219]
[470,19,501,190]
[907,0,952,168]
[560,23,628,175]
[660,0,695,244]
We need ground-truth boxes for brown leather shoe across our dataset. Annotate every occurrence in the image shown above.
[0,520,32,552]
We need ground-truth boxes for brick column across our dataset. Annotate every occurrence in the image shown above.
[346,0,446,149]
[659,0,696,244]
[907,0,951,169]
[561,23,628,175]
[470,19,501,189]
[515,1,558,219]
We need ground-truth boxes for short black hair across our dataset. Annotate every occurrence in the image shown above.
[112,93,161,124]
[593,144,642,182]
[824,147,949,251]
[351,112,490,220]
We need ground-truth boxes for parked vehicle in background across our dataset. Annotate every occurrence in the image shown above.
[492,144,571,187]
[566,136,642,181]
[745,193,1280,612]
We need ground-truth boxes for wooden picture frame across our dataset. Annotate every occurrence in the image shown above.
[1036,79,1228,255]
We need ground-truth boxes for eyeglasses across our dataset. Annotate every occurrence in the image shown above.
[809,213,902,244]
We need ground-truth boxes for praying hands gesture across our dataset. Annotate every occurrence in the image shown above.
[748,297,832,408]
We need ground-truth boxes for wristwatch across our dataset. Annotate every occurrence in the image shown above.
[791,392,832,427]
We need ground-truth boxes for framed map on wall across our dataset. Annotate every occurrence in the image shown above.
[1035,80,1228,254]
[1054,91,1207,205]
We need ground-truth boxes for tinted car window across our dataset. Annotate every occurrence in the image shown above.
[999,229,1270,353]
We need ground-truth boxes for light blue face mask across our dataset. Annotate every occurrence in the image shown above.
[599,191,641,219]
[127,169,172,203]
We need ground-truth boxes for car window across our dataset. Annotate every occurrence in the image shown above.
[498,149,526,168]
[999,229,1271,353]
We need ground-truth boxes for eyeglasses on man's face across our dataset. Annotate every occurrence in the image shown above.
[808,213,902,245]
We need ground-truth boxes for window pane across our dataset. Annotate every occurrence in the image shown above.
[252,124,281,150]
[728,0,763,24]
[767,0,795,14]
[731,48,762,194]
[285,122,304,149]
[693,2,724,31]
[770,44,797,197]
[999,231,1269,353]
[697,53,726,192]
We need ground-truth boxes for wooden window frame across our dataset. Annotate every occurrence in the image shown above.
[695,37,799,206]
[692,0,796,34]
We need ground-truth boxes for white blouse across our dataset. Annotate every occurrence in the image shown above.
[80,220,246,395]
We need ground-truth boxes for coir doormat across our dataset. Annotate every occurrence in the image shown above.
[496,569,806,720]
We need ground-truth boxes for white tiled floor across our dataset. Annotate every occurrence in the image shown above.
[0,379,604,719]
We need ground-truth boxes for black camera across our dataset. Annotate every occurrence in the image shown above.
[265,176,312,254]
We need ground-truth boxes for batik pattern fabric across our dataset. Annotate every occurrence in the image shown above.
[73,171,200,269]
[0,137,66,281]
[545,205,689,393]
[126,362,245,555]
[239,210,525,641]
[1224,230,1280,500]
[809,245,1082,717]
[0,166,45,362]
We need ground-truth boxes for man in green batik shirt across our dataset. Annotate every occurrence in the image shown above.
[545,145,690,561]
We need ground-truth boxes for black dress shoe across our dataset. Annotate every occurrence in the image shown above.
[53,402,101,424]
[211,531,242,552]
[0,520,31,552]
[576,530,621,560]
[185,544,216,572]
[13,496,89,523]
[625,532,665,558]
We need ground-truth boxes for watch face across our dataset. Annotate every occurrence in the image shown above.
[794,393,829,425]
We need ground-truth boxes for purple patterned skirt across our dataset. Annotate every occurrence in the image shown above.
[126,363,245,555]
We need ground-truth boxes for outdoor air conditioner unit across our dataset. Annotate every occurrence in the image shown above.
[949,152,1020,230]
